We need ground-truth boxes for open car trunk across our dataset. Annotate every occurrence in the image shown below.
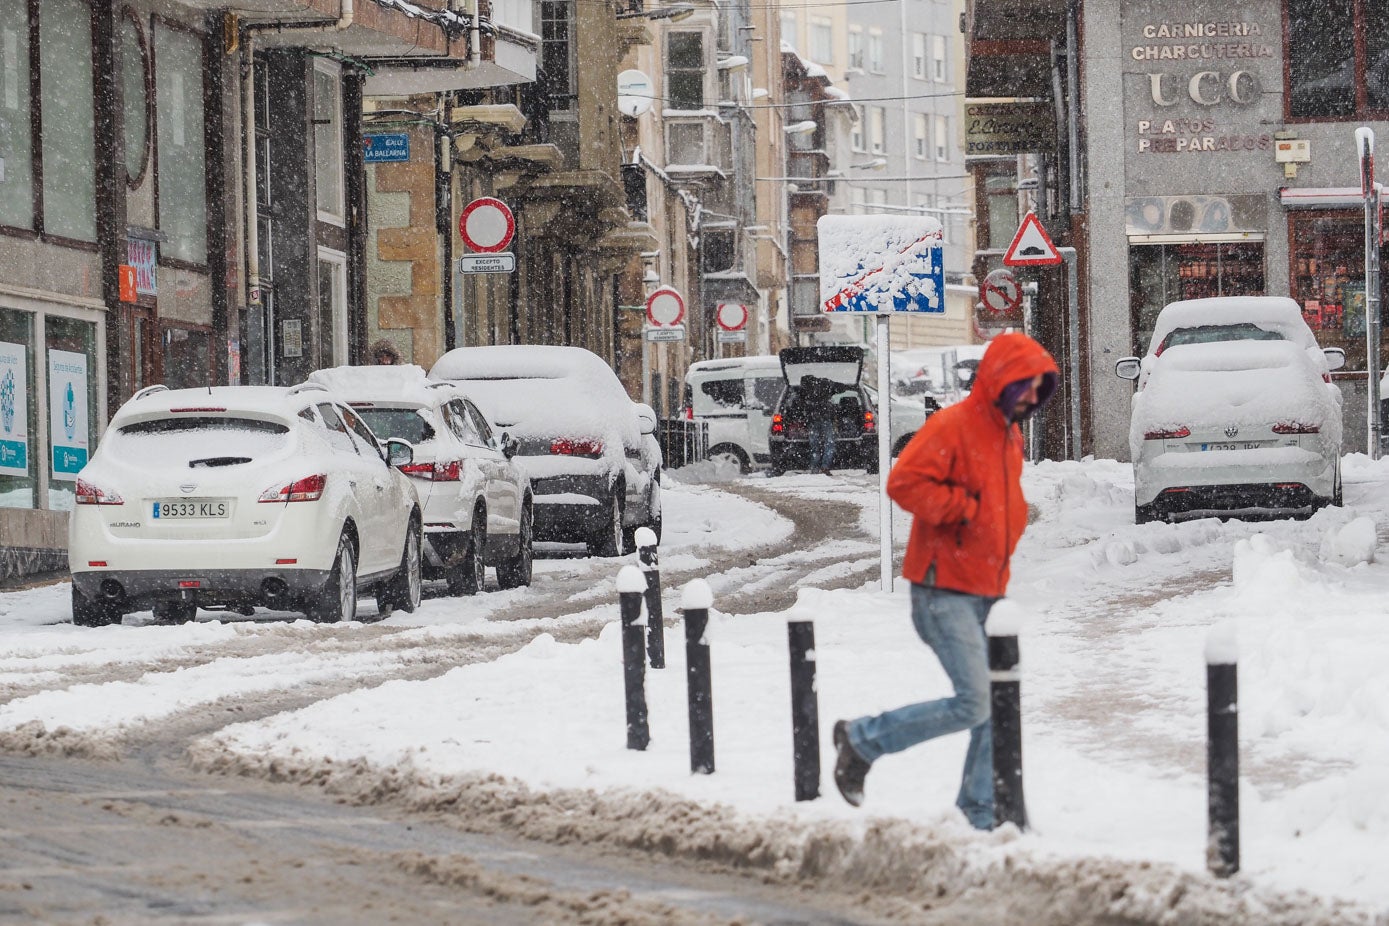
[779,346,864,388]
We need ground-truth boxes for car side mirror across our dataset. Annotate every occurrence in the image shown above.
[384,439,414,467]
[1114,357,1141,381]
[1323,347,1346,372]
[501,432,518,459]
[634,403,658,436]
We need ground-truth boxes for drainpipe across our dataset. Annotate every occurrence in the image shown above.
[1066,0,1081,214]
[469,0,481,67]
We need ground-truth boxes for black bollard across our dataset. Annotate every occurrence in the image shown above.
[636,527,665,670]
[617,566,649,751]
[1207,629,1240,877]
[988,623,1028,831]
[788,620,820,801]
[682,579,715,774]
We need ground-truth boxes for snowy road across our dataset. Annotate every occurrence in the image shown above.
[1,461,1386,924]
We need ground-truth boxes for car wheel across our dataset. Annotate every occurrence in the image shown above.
[588,491,623,558]
[71,586,118,628]
[447,509,487,596]
[865,452,880,475]
[707,443,749,474]
[153,600,197,624]
[891,434,914,458]
[378,519,422,613]
[496,505,534,589]
[311,533,357,623]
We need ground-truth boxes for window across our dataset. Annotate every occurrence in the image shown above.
[870,107,885,154]
[780,11,797,49]
[313,61,344,223]
[0,309,36,509]
[701,379,744,408]
[702,228,736,273]
[44,315,97,511]
[850,105,865,152]
[119,12,150,187]
[464,401,496,447]
[1287,0,1389,118]
[154,21,207,263]
[1130,243,1265,354]
[40,0,96,242]
[849,186,866,215]
[810,17,833,64]
[931,34,948,82]
[539,0,575,112]
[316,402,356,454]
[985,175,1018,250]
[162,326,211,389]
[0,0,33,229]
[318,250,348,365]
[667,32,705,110]
[666,121,707,164]
[847,27,863,71]
[340,405,386,461]
[867,30,884,73]
[911,34,926,80]
[914,114,928,159]
[443,400,482,445]
[934,114,949,160]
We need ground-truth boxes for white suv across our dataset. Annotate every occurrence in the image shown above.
[682,356,785,472]
[68,383,422,626]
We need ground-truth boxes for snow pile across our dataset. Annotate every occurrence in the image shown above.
[1320,516,1377,566]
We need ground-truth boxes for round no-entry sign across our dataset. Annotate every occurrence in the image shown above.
[715,303,748,331]
[645,287,686,327]
[459,197,515,253]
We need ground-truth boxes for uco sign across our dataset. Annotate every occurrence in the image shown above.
[1145,70,1259,107]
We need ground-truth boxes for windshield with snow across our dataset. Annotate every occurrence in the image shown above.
[1157,323,1286,355]
[107,417,290,466]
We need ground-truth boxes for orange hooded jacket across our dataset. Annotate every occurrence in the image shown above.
[887,333,1059,598]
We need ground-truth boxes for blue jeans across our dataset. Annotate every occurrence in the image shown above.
[845,584,997,829]
[808,418,836,471]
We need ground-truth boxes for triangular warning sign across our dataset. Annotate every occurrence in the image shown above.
[1003,212,1063,267]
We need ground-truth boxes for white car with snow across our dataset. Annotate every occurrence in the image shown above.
[1115,296,1345,523]
[68,383,423,626]
[306,365,534,595]
[682,356,785,472]
[429,346,662,556]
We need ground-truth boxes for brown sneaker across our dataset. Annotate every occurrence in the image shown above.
[832,720,870,807]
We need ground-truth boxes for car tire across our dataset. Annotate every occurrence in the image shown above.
[311,532,357,623]
[447,509,487,596]
[71,586,118,628]
[153,600,197,624]
[707,443,749,474]
[378,519,422,614]
[588,491,623,558]
[891,435,914,458]
[865,452,880,475]
[496,505,534,589]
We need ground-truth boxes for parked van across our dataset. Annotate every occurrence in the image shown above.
[683,356,786,472]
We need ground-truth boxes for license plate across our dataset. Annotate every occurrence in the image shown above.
[1198,442,1261,451]
[151,499,231,519]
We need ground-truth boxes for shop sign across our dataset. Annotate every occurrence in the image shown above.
[127,238,158,296]
[48,349,88,480]
[0,341,29,477]
[965,102,1055,156]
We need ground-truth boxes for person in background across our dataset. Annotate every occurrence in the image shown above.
[831,332,1058,830]
[370,339,401,365]
[801,375,837,475]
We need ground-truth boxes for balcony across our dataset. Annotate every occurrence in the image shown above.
[361,0,539,95]
[244,0,459,59]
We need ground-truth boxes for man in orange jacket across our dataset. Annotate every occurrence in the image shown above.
[832,332,1058,829]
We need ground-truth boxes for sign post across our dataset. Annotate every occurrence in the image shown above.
[1357,127,1383,459]
[819,215,946,592]
[643,287,686,407]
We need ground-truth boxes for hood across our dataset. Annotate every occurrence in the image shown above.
[971,333,1060,412]
[779,346,864,387]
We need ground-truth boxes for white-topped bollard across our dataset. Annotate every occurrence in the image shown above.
[1206,621,1239,877]
[616,565,649,750]
[634,526,665,670]
[986,600,1027,830]
[681,579,714,774]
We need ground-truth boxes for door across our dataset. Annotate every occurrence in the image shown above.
[339,404,404,575]
[746,374,784,461]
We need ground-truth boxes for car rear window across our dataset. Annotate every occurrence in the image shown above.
[107,416,290,466]
[357,408,436,444]
[1158,323,1286,354]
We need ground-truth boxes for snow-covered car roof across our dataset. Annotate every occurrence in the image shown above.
[307,364,461,408]
[429,345,639,443]
[686,355,782,376]
[1146,296,1318,356]
[109,384,337,426]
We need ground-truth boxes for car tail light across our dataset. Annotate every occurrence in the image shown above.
[258,473,326,503]
[1272,422,1320,434]
[433,460,461,481]
[684,406,693,420]
[863,410,876,432]
[1143,426,1190,440]
[75,478,124,505]
[550,438,603,458]
[771,413,784,434]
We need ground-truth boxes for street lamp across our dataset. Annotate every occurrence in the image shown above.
[616,3,695,21]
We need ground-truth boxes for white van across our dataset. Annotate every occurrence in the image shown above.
[683,356,786,472]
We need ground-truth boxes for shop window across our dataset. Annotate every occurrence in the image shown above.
[667,32,705,111]
[40,0,97,242]
[1127,243,1265,354]
[1289,212,1385,369]
[0,0,34,229]
[44,315,97,512]
[313,61,344,224]
[155,21,207,264]
[120,11,150,187]
[0,310,36,510]
[1286,0,1389,118]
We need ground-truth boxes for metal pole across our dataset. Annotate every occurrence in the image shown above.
[1358,127,1382,459]
[876,314,893,592]
[617,566,649,750]
[787,620,820,801]
[1060,247,1081,461]
[988,622,1027,830]
[1022,282,1040,461]
[641,332,652,407]
[1206,628,1240,877]
[682,579,715,774]
[636,527,665,669]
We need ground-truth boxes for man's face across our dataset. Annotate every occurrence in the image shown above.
[1013,374,1045,418]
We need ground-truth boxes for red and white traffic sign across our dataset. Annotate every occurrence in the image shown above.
[715,303,748,331]
[1003,212,1062,267]
[459,196,515,253]
[979,268,1022,317]
[645,286,686,327]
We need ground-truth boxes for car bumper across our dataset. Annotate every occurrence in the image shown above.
[769,436,877,470]
[530,472,612,542]
[1135,446,1337,511]
[71,567,331,613]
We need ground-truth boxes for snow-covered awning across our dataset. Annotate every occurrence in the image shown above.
[1279,185,1388,209]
